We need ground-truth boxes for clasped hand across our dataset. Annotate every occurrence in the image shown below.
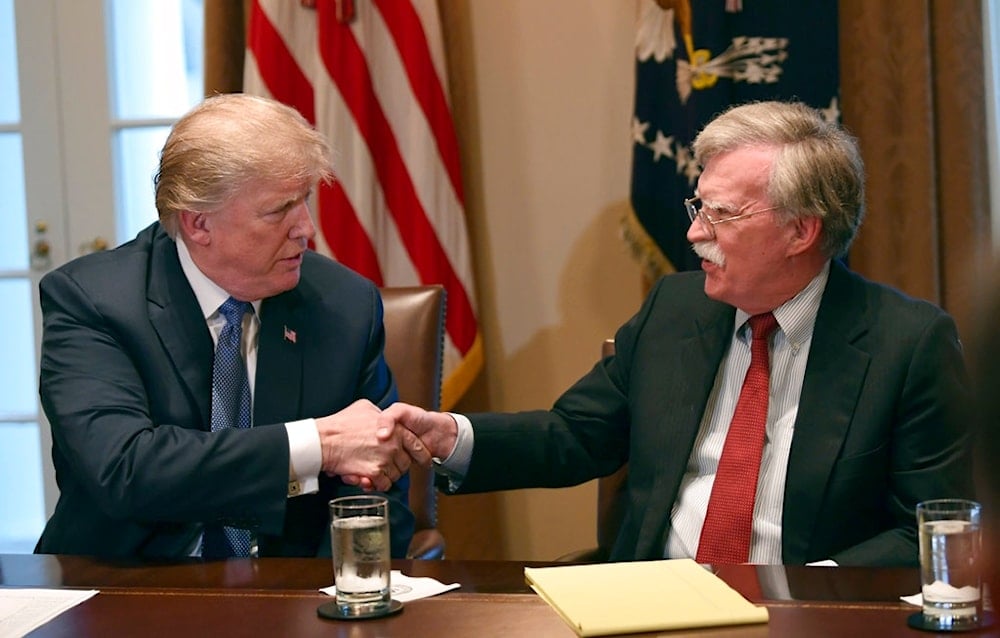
[320,400,457,492]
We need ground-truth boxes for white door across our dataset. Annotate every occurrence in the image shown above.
[0,0,203,552]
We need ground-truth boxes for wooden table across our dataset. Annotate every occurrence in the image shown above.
[0,554,975,637]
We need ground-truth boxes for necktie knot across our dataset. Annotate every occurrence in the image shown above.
[218,297,252,326]
[748,312,778,343]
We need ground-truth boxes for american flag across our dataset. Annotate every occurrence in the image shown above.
[244,0,481,408]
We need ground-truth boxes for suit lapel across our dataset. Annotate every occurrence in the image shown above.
[146,230,214,429]
[146,228,308,429]
[255,290,306,424]
[781,262,871,562]
[633,300,734,559]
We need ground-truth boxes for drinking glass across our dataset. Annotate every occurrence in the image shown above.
[915,499,983,631]
[329,494,391,617]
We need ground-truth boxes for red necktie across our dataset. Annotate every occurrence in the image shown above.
[696,312,778,564]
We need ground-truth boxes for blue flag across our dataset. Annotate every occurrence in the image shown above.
[626,0,840,275]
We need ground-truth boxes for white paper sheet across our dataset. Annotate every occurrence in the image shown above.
[0,588,99,638]
[320,570,459,602]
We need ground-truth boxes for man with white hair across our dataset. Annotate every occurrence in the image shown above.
[381,101,973,566]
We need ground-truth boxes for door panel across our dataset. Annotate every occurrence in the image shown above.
[1,0,203,552]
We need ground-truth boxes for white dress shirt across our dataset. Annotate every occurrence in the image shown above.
[176,237,321,498]
[666,263,828,563]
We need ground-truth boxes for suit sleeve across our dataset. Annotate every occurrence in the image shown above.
[452,281,666,494]
[39,269,290,534]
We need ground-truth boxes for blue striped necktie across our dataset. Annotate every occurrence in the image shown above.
[202,296,254,559]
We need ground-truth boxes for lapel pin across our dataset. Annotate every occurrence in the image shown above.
[283,325,297,344]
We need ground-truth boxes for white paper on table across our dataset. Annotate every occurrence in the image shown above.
[901,593,923,606]
[0,588,99,638]
[320,570,460,603]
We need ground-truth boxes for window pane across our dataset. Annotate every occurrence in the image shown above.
[114,126,170,243]
[0,279,35,416]
[0,421,45,553]
[0,133,28,270]
[107,0,204,119]
[0,0,19,123]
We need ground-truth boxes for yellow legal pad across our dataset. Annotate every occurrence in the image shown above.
[524,559,769,636]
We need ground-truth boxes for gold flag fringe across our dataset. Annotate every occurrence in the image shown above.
[620,205,676,285]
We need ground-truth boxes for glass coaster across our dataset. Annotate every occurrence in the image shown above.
[317,599,403,621]
[907,611,994,633]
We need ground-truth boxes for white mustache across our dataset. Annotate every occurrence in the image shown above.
[692,241,726,267]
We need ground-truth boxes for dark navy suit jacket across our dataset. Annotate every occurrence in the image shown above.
[35,222,414,558]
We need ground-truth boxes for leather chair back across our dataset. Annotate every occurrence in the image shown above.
[380,285,447,559]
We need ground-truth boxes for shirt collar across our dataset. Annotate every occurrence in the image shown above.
[734,260,831,345]
[175,236,262,320]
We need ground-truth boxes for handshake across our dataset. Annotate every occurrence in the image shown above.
[314,400,457,492]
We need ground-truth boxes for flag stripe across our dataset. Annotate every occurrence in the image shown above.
[246,0,315,123]
[372,0,465,204]
[408,0,450,102]
[249,0,385,284]
[312,70,416,285]
[245,0,482,405]
[318,181,385,284]
[316,7,477,352]
[316,11,435,275]
[342,1,474,299]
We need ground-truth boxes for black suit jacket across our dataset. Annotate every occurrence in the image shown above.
[35,223,414,558]
[457,261,972,566]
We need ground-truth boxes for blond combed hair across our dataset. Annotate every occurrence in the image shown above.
[155,93,333,237]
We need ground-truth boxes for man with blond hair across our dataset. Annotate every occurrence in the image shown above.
[36,94,426,559]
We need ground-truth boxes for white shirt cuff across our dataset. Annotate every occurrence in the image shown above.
[431,413,474,490]
[285,418,321,497]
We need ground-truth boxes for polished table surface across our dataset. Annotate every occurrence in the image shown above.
[0,554,987,637]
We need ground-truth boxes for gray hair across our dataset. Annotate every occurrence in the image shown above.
[154,93,333,238]
[693,101,865,258]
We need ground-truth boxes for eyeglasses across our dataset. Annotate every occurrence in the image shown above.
[684,197,781,239]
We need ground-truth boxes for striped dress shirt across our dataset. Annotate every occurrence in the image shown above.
[666,262,830,564]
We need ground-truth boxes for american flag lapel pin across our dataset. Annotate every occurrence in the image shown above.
[283,325,297,344]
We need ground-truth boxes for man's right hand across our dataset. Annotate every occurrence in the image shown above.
[376,402,459,461]
[315,399,432,492]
